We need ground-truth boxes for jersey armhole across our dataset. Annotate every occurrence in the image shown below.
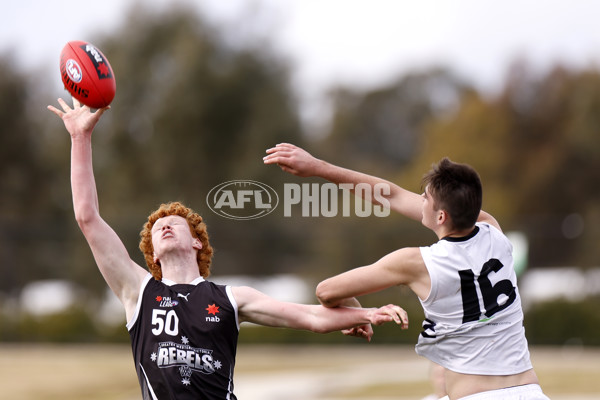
[419,246,436,304]
[225,285,240,331]
[126,274,153,331]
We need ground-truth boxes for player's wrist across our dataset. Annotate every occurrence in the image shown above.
[365,307,378,324]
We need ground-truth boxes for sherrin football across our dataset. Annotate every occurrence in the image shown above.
[60,40,116,108]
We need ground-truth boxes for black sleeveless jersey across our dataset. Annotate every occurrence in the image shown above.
[128,275,240,399]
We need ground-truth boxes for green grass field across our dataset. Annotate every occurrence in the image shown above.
[1,344,598,399]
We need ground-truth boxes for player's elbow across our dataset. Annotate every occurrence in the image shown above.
[315,281,339,308]
[75,209,94,230]
[74,207,101,235]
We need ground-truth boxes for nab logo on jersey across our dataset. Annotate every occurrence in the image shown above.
[205,303,220,323]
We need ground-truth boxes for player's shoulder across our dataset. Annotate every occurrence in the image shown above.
[477,211,502,232]
[229,285,263,302]
[384,247,426,269]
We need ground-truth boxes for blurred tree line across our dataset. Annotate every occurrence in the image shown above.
[1,5,599,344]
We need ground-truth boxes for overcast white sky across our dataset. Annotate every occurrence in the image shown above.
[3,0,600,120]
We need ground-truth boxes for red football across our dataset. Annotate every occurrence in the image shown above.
[59,40,116,108]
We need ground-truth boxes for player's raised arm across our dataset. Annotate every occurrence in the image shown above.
[48,98,147,320]
[264,143,423,221]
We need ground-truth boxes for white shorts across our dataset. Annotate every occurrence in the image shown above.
[457,384,549,400]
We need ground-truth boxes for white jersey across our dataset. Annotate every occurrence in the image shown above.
[416,223,532,375]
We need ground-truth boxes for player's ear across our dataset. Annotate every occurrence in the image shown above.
[437,210,448,225]
[192,238,203,250]
[153,252,159,264]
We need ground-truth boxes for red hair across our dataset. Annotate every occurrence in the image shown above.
[139,202,213,280]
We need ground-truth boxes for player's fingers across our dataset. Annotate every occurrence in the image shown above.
[391,305,409,329]
[402,313,409,328]
[266,143,297,156]
[264,146,281,155]
[357,328,372,341]
[72,97,80,108]
[343,327,363,337]
[374,305,408,328]
[94,105,111,118]
[263,149,293,163]
[275,143,297,150]
[47,105,63,118]
[265,143,291,154]
[57,98,71,112]
[262,154,278,163]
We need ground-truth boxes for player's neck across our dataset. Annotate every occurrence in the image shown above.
[439,225,477,240]
[159,255,201,284]
[161,266,201,284]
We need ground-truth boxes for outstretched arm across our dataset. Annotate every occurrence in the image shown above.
[232,286,408,342]
[48,98,147,321]
[317,247,431,306]
[264,143,423,221]
[264,143,501,229]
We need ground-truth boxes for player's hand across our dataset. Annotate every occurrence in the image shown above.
[47,97,109,138]
[342,324,374,342]
[368,304,409,328]
[263,143,322,177]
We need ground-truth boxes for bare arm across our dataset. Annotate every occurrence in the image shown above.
[264,143,423,221]
[264,143,501,229]
[48,98,148,321]
[231,286,408,341]
[317,247,431,306]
